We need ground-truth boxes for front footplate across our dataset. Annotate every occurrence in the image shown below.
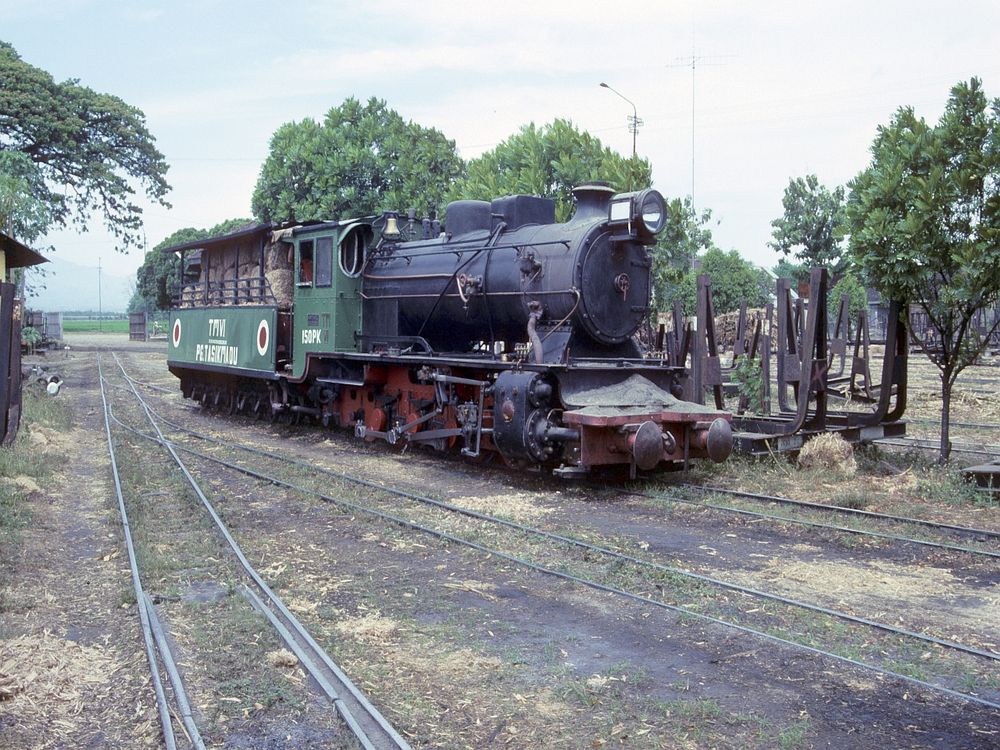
[559,405,733,472]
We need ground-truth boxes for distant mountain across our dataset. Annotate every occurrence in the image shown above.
[25,255,133,313]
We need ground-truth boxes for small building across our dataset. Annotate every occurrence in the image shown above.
[0,232,49,445]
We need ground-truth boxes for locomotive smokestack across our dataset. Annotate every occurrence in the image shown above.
[570,183,615,222]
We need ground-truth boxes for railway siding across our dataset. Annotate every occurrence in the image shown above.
[8,348,995,749]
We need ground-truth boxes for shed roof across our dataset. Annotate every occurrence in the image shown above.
[0,232,49,269]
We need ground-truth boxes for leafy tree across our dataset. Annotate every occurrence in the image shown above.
[770,174,848,277]
[667,248,769,316]
[829,272,867,320]
[449,119,651,222]
[252,97,464,223]
[0,151,50,243]
[771,257,809,287]
[0,151,54,298]
[0,41,170,252]
[650,196,716,312]
[129,218,252,312]
[846,78,1000,460]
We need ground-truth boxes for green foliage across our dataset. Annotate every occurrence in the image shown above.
[770,174,848,275]
[667,248,769,316]
[829,272,867,319]
[733,355,764,414]
[449,119,651,222]
[771,257,809,286]
[0,151,50,243]
[0,41,170,252]
[19,325,40,348]
[129,219,252,312]
[650,197,716,310]
[252,97,464,223]
[846,78,1000,459]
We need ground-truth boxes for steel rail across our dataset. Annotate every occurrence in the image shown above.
[111,389,1000,663]
[109,355,411,750]
[673,484,1000,542]
[147,398,1000,561]
[107,397,1000,713]
[876,437,1000,457]
[124,362,1000,560]
[614,484,1000,559]
[140,414,1000,662]
[97,356,203,750]
[906,418,1000,431]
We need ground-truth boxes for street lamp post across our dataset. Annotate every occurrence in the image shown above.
[600,82,642,157]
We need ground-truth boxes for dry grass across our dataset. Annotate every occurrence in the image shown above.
[797,433,857,477]
[335,612,400,645]
[0,632,158,746]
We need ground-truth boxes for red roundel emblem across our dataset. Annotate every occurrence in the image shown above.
[172,319,182,347]
[256,319,270,356]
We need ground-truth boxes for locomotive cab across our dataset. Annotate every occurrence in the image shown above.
[287,222,373,379]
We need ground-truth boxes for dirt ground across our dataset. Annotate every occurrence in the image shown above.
[1,345,998,749]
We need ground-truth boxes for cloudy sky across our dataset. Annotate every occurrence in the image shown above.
[4,0,999,287]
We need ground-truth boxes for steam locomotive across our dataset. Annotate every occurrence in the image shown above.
[165,184,732,477]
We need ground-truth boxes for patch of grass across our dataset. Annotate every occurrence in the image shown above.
[181,597,307,722]
[914,470,984,507]
[62,318,130,334]
[778,718,811,749]
[835,489,872,510]
[0,390,72,613]
[662,697,724,722]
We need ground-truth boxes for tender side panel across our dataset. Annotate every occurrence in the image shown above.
[168,306,279,375]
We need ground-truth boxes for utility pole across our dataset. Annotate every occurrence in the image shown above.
[667,51,734,210]
[98,257,102,333]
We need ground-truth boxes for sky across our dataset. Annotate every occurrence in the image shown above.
[4,0,1000,297]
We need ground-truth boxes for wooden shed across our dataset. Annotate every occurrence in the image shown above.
[0,232,49,445]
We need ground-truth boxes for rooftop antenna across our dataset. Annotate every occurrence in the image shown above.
[667,40,735,212]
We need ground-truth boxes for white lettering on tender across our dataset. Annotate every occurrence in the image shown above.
[301,329,323,344]
[194,342,240,365]
[208,318,227,338]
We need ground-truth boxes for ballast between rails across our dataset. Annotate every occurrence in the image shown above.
[97,355,205,750]
[111,360,1000,711]
[118,357,1000,560]
[106,354,412,750]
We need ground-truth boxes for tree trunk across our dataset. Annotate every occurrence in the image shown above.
[939,375,952,462]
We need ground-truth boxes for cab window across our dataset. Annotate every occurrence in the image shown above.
[315,237,333,287]
[339,228,365,277]
[297,240,314,285]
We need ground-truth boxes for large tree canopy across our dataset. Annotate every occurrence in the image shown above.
[0,150,50,243]
[667,247,769,316]
[846,77,1000,460]
[769,174,848,277]
[448,119,651,222]
[0,41,170,251]
[252,97,464,223]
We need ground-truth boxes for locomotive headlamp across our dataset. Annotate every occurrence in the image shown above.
[635,189,666,234]
[607,189,667,241]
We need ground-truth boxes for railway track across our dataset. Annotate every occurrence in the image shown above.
[111,357,1000,715]
[121,366,1000,561]
[636,483,1000,560]
[101,355,411,750]
[876,436,1000,459]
